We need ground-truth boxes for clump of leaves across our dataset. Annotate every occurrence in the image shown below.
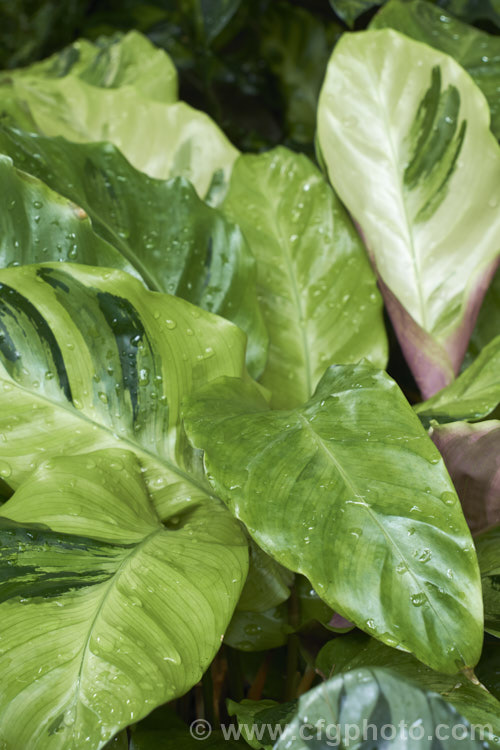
[0,5,499,750]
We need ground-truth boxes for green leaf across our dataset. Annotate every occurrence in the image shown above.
[260,4,340,144]
[0,127,267,377]
[223,147,387,409]
[0,262,247,492]
[316,634,500,746]
[183,365,483,673]
[415,335,500,426]
[329,0,383,27]
[227,699,296,750]
[431,420,500,535]
[226,541,293,651]
[236,541,293,614]
[372,0,500,139]
[0,449,248,749]
[5,30,177,103]
[0,32,238,198]
[0,0,92,70]
[225,604,292,652]
[476,638,500,701]
[476,525,500,637]
[440,0,500,27]
[276,667,491,750]
[317,29,500,398]
[295,575,336,631]
[192,0,242,45]
[0,154,139,276]
[131,728,244,749]
[469,268,500,363]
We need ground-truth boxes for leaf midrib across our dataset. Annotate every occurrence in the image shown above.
[5,375,215,499]
[367,62,428,331]
[296,411,466,665]
[263,192,313,399]
[69,524,164,732]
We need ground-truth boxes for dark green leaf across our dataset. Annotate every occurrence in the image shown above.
[260,4,340,144]
[276,667,493,749]
[0,127,267,377]
[316,634,500,746]
[476,525,500,637]
[329,0,383,27]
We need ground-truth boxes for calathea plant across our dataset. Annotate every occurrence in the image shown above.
[0,7,499,749]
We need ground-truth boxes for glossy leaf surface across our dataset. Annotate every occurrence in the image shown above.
[183,365,483,672]
[223,147,387,408]
[0,154,138,277]
[317,634,500,746]
[0,32,238,197]
[0,127,267,377]
[0,450,248,749]
[318,29,500,397]
[276,667,489,749]
[0,262,247,491]
[416,335,500,427]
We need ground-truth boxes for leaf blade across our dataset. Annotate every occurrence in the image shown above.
[183,365,483,672]
[317,29,500,397]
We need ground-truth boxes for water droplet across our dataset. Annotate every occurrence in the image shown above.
[0,461,11,478]
[410,593,427,607]
[440,491,456,505]
[416,548,432,563]
[165,319,177,330]
[138,368,150,386]
[396,561,408,575]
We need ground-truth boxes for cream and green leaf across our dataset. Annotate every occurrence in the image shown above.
[0,262,248,491]
[317,29,500,398]
[183,364,483,673]
[223,147,387,409]
[316,634,500,746]
[276,667,489,750]
[0,449,248,750]
[372,0,500,140]
[0,31,238,198]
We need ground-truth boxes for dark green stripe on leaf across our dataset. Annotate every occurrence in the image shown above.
[0,282,72,401]
[0,314,20,363]
[404,66,466,222]
[0,517,132,603]
[96,291,147,420]
[36,266,70,294]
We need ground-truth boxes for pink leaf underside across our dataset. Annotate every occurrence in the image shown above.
[354,220,500,398]
[432,420,500,536]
